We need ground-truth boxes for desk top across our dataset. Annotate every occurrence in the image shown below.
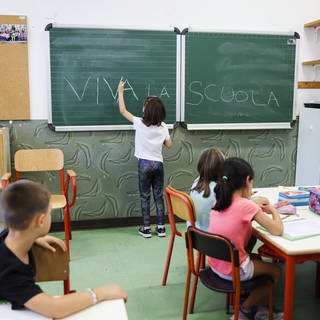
[0,299,128,320]
[253,187,320,255]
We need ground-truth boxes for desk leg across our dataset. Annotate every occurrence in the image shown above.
[316,262,320,298]
[284,256,295,320]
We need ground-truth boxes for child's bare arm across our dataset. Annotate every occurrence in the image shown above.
[164,138,173,148]
[25,285,127,319]
[34,235,67,252]
[254,206,283,236]
[118,81,134,123]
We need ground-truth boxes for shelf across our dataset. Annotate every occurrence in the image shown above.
[302,59,320,65]
[298,81,320,89]
[304,20,320,28]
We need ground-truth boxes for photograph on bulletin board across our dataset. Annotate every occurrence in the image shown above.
[0,23,27,42]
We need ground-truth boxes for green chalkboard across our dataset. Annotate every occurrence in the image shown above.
[184,32,297,127]
[48,27,177,130]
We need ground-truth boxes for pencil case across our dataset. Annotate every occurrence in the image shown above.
[309,188,320,215]
[275,202,297,215]
[278,190,309,206]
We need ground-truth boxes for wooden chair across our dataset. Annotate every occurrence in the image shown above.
[162,186,198,286]
[32,242,70,294]
[1,149,77,252]
[184,226,274,320]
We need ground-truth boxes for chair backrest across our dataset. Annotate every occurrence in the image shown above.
[32,243,69,282]
[186,226,240,269]
[14,149,64,172]
[165,186,196,224]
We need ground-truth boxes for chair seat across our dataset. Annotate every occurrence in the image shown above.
[51,194,67,209]
[200,268,272,294]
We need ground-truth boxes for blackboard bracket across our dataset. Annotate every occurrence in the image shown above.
[48,123,55,131]
[185,122,294,130]
[175,121,187,129]
[45,23,53,31]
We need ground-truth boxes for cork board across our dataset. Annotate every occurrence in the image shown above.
[0,15,30,120]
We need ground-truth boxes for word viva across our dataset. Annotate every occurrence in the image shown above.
[187,81,280,107]
[64,76,170,104]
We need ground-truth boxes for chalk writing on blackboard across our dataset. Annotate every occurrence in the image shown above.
[186,81,280,108]
[64,76,171,105]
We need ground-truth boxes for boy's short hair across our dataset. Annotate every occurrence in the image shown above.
[0,180,50,230]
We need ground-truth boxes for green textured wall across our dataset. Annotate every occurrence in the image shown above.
[0,120,297,223]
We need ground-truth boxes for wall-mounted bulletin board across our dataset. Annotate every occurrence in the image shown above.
[0,15,30,120]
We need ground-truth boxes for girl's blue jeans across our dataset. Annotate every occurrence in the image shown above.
[138,159,164,227]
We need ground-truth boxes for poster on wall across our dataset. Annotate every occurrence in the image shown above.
[0,22,27,42]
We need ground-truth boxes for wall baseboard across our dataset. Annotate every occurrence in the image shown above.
[50,215,171,232]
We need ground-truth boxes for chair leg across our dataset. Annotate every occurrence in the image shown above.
[162,234,175,286]
[189,252,201,313]
[64,277,70,294]
[183,270,192,320]
[226,293,233,314]
[63,208,71,252]
[66,207,72,240]
[315,261,320,297]
[268,282,273,320]
[233,291,240,320]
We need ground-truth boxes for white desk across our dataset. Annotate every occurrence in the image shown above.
[253,187,320,320]
[0,299,128,320]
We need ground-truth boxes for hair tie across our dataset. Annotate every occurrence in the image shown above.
[222,175,228,181]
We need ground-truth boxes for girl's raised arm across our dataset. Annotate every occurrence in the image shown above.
[118,80,134,123]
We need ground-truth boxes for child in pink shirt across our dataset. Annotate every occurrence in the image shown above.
[208,157,283,319]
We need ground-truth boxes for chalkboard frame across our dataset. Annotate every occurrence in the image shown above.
[180,29,299,130]
[46,25,298,131]
[46,24,180,131]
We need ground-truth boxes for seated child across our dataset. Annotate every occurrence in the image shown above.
[190,147,225,231]
[0,180,127,318]
[209,158,283,320]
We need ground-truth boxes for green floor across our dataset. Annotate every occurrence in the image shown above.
[41,224,320,320]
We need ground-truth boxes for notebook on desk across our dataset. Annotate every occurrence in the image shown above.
[282,218,320,241]
[257,218,320,241]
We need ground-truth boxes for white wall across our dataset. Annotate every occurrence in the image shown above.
[2,0,320,119]
[3,0,320,185]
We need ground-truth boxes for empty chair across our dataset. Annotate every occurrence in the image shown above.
[162,186,197,286]
[1,148,77,251]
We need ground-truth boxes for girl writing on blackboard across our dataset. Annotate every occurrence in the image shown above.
[209,157,284,320]
[118,80,173,238]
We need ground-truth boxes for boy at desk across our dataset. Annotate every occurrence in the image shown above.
[0,180,127,319]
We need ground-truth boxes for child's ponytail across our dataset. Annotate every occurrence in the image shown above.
[213,157,254,211]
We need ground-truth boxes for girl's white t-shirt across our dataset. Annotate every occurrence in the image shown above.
[133,116,170,163]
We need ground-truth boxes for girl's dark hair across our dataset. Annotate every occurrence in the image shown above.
[142,96,166,126]
[0,180,50,230]
[213,157,254,211]
[192,148,225,197]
